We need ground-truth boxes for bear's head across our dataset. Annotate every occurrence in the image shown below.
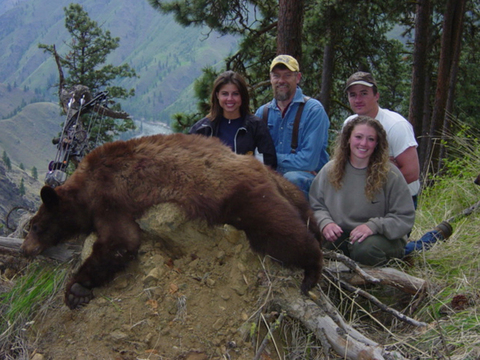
[21,185,88,257]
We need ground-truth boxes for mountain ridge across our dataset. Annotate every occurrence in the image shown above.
[0,0,237,179]
[0,0,237,124]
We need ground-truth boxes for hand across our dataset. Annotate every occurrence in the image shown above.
[349,224,373,244]
[322,223,343,242]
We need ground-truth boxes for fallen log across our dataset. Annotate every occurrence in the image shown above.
[343,267,427,295]
[0,236,81,262]
[272,286,408,360]
[325,251,428,295]
[0,237,23,254]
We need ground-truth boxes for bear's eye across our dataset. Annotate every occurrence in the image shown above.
[31,224,39,232]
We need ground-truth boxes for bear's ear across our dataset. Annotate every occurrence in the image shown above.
[40,186,60,210]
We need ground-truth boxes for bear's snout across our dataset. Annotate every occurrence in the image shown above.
[20,239,44,258]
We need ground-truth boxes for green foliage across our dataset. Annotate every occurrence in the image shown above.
[31,166,38,180]
[149,0,412,131]
[148,0,275,35]
[149,0,480,144]
[0,263,68,354]
[441,3,480,131]
[18,178,25,196]
[171,112,201,133]
[39,4,137,97]
[404,121,480,357]
[249,321,257,338]
[170,66,219,132]
[422,120,480,196]
[302,0,412,123]
[2,151,11,170]
[38,3,136,145]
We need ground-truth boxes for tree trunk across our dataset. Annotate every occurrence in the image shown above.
[320,34,335,114]
[409,0,431,175]
[429,0,467,174]
[420,70,433,178]
[438,0,466,166]
[277,0,305,62]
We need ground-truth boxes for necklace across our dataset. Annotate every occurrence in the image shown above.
[225,117,241,124]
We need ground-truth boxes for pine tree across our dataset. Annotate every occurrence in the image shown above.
[39,3,137,144]
[31,166,38,180]
[2,151,11,171]
[19,178,25,196]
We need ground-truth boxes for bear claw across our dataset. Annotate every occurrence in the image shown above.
[65,282,94,309]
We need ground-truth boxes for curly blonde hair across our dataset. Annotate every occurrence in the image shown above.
[328,116,390,201]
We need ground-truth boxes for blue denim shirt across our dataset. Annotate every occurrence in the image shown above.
[255,87,330,174]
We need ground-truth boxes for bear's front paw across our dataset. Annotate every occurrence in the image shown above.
[65,282,94,309]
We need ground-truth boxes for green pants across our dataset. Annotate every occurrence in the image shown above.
[325,232,406,266]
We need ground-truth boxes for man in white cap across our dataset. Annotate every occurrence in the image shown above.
[256,54,330,198]
[344,71,420,204]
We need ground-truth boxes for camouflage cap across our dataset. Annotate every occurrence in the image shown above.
[345,72,377,91]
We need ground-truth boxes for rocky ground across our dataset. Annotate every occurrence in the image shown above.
[21,204,314,360]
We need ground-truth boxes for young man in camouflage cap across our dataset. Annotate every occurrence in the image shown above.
[344,71,420,204]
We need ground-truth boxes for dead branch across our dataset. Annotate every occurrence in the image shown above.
[324,252,428,295]
[253,311,285,360]
[92,103,130,119]
[0,237,81,263]
[51,44,130,120]
[272,286,408,360]
[324,250,381,284]
[51,44,66,105]
[324,268,428,328]
[339,266,427,295]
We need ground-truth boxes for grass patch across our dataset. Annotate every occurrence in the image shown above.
[0,261,68,359]
[400,123,480,358]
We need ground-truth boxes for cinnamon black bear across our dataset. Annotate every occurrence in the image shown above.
[21,133,323,309]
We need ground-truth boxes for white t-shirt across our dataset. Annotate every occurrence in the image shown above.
[344,108,420,196]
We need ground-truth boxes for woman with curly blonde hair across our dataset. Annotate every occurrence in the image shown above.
[309,116,415,266]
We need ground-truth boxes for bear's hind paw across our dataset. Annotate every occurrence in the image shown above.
[65,282,94,310]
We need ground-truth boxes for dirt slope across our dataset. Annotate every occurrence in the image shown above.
[27,208,306,360]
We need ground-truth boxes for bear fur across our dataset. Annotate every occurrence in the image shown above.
[21,133,323,309]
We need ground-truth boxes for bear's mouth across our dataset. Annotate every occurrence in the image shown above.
[20,240,45,258]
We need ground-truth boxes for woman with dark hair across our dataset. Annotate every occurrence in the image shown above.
[190,71,277,168]
[309,116,415,266]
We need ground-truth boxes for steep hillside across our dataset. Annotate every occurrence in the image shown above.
[0,83,43,119]
[0,0,28,15]
[0,160,42,236]
[0,101,62,174]
[0,0,237,124]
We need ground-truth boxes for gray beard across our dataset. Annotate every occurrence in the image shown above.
[274,90,291,102]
